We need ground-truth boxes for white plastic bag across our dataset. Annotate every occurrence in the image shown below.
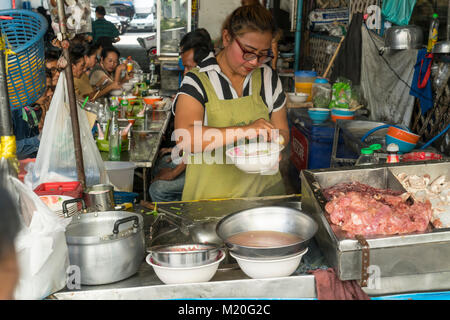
[9,177,72,300]
[25,71,108,189]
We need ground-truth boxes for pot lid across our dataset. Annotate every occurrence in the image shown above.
[66,211,143,245]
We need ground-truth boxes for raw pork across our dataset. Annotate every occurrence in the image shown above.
[323,182,432,237]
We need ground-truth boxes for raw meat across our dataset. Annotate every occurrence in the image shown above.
[323,182,432,237]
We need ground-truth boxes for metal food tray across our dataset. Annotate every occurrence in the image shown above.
[301,160,450,282]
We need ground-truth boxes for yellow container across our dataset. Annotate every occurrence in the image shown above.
[295,82,314,101]
[294,71,317,102]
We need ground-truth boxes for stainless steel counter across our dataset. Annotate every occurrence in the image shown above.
[53,195,321,300]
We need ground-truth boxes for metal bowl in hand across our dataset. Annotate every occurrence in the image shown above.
[148,243,221,268]
[216,206,318,260]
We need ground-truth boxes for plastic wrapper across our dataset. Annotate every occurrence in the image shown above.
[9,177,71,299]
[25,71,109,190]
[47,0,92,39]
[329,78,352,109]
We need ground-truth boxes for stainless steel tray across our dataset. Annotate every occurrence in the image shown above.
[301,160,450,281]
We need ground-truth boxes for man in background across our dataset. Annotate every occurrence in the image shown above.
[149,28,213,203]
[91,6,120,47]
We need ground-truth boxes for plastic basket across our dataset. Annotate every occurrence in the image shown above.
[0,9,48,109]
[114,191,139,204]
[34,181,83,199]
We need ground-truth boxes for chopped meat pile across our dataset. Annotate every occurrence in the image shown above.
[323,182,432,237]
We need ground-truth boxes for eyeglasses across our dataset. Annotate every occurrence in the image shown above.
[234,38,273,64]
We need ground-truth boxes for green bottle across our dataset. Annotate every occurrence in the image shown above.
[108,106,121,161]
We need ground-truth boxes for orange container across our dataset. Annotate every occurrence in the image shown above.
[387,126,420,144]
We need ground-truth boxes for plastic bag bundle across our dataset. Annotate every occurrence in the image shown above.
[9,177,72,299]
[381,0,417,26]
[329,78,352,109]
[24,71,108,189]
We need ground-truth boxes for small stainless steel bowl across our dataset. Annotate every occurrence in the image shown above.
[216,206,318,260]
[148,243,221,268]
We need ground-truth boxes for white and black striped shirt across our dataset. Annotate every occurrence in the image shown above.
[172,52,286,125]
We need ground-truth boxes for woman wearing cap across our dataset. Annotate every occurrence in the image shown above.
[174,5,289,201]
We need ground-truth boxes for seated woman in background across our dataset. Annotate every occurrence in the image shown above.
[89,46,128,97]
[12,73,53,160]
[71,45,121,101]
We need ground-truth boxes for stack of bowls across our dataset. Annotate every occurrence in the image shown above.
[216,206,318,279]
[331,108,355,122]
[307,108,330,124]
[146,244,225,284]
[385,126,420,153]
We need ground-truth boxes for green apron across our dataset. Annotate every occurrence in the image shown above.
[181,68,285,201]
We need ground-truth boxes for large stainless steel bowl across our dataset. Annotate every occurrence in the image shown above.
[148,243,221,268]
[216,206,318,260]
[384,25,424,50]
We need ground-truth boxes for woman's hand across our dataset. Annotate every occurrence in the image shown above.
[109,81,122,90]
[243,118,275,141]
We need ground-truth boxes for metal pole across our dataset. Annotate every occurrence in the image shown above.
[294,0,303,71]
[0,51,12,137]
[56,0,86,189]
[0,46,17,178]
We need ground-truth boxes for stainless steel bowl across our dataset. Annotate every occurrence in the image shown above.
[148,243,221,268]
[384,25,424,50]
[216,206,318,260]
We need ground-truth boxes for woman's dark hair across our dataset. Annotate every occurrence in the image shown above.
[69,44,85,64]
[85,43,101,57]
[222,4,277,39]
[180,28,213,64]
[0,187,20,261]
[45,49,61,62]
[100,46,120,60]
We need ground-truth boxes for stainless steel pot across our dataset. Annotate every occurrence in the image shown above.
[384,25,424,50]
[65,208,145,285]
[432,40,450,54]
[84,184,115,212]
[216,206,318,260]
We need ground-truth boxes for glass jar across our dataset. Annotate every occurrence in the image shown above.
[355,148,378,166]
[312,78,332,108]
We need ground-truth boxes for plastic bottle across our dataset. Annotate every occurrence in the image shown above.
[355,148,378,166]
[97,103,107,133]
[127,56,134,73]
[427,13,439,52]
[120,92,129,118]
[386,143,400,163]
[108,106,121,161]
[149,59,156,84]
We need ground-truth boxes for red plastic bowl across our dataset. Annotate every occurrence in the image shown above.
[331,114,355,122]
[401,151,443,162]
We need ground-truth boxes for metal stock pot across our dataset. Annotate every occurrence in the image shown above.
[65,206,145,285]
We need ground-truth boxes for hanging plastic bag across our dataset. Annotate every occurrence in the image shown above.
[9,176,72,300]
[24,71,109,189]
[329,78,352,109]
[381,0,417,26]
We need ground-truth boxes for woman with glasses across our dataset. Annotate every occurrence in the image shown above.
[173,5,289,201]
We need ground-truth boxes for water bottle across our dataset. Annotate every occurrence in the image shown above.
[108,107,121,161]
[97,104,107,133]
[150,59,156,84]
[120,92,129,118]
[355,148,378,166]
[427,13,439,52]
